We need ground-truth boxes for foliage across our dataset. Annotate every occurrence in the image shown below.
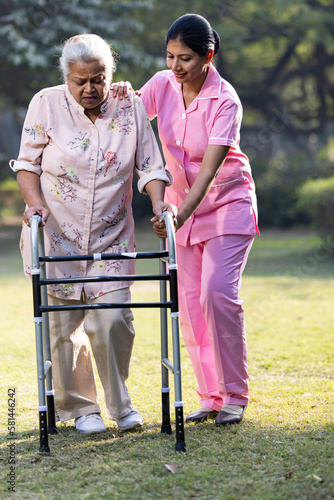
[2,0,334,129]
[0,177,25,222]
[136,0,334,136]
[296,175,334,237]
[1,0,334,226]
[0,177,20,191]
[117,0,334,227]
[255,138,334,227]
[0,0,153,107]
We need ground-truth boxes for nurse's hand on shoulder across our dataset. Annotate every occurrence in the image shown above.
[111,81,141,100]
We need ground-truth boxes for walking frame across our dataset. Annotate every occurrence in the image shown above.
[29,211,186,455]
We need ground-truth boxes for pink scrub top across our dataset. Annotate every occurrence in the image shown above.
[140,65,259,247]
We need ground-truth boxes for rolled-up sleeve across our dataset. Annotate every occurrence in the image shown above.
[139,74,158,120]
[133,96,173,193]
[9,91,50,174]
[209,99,242,149]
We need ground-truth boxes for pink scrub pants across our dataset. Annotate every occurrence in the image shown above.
[176,234,254,410]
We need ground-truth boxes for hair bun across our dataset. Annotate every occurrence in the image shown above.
[212,29,221,56]
[166,14,220,59]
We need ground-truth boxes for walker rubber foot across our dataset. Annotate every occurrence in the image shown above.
[39,446,50,456]
[161,424,172,435]
[175,441,186,453]
[48,427,58,435]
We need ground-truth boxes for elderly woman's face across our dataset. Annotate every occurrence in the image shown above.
[67,60,111,119]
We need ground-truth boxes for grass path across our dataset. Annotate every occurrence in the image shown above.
[0,225,333,499]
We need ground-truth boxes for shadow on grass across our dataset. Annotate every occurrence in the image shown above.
[3,415,333,461]
[1,409,333,499]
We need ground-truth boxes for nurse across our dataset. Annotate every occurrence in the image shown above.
[117,13,259,425]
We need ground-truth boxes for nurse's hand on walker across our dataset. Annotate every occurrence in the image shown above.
[151,204,178,239]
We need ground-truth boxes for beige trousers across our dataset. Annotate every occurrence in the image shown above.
[47,288,135,422]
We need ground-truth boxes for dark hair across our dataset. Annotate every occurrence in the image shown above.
[166,14,220,57]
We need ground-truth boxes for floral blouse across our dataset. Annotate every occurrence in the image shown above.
[10,85,172,300]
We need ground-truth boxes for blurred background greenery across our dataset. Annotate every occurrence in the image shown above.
[1,0,334,235]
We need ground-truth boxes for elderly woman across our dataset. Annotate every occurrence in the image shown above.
[10,34,173,434]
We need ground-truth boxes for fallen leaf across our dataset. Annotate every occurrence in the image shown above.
[307,474,323,483]
[250,397,260,402]
[165,464,178,474]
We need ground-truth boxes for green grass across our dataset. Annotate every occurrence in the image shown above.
[0,224,333,499]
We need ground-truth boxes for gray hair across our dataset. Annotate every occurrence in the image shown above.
[59,34,117,81]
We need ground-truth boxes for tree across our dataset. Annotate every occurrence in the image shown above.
[0,0,153,107]
[0,0,153,179]
[136,0,334,226]
[2,0,334,226]
[132,0,334,138]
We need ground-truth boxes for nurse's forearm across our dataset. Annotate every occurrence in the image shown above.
[177,144,230,228]
[177,171,214,226]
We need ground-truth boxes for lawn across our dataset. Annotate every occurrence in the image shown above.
[0,223,333,499]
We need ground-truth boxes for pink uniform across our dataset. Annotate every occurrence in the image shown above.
[141,65,259,408]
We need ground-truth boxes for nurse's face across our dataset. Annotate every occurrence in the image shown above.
[166,39,211,86]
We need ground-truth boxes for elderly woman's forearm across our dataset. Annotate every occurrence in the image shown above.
[145,179,166,205]
[17,170,44,207]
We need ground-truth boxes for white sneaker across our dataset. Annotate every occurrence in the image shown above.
[75,414,107,434]
[116,410,143,431]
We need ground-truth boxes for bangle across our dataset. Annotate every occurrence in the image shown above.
[174,217,179,232]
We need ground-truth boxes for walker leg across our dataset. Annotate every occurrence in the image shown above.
[46,393,58,434]
[35,317,50,455]
[31,217,50,455]
[175,405,186,453]
[161,388,172,435]
[39,230,58,435]
[159,238,172,434]
[171,310,186,452]
[38,407,50,455]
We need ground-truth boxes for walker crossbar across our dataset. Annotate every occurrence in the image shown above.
[40,250,169,261]
[39,303,173,312]
[39,274,170,284]
[29,211,186,454]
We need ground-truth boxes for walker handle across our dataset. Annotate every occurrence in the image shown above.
[161,211,177,268]
[29,214,42,228]
[30,215,42,271]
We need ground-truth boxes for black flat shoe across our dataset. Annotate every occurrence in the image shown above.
[215,406,246,426]
[185,408,219,423]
